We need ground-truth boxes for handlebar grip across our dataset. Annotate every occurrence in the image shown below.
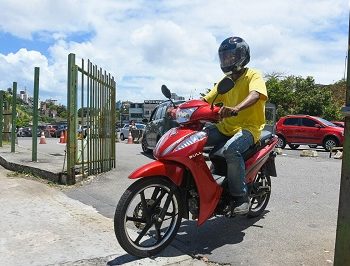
[230,111,238,116]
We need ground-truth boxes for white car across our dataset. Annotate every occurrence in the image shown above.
[119,123,145,141]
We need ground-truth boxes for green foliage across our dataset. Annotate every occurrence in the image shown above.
[16,108,32,127]
[57,104,67,119]
[0,91,67,127]
[266,74,344,121]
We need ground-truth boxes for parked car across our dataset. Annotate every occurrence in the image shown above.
[275,115,344,151]
[141,100,185,153]
[55,124,68,138]
[37,125,48,136]
[331,121,345,128]
[119,123,145,141]
[17,127,32,137]
[46,125,58,137]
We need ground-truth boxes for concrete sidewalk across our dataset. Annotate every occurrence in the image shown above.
[0,140,207,265]
[0,167,207,266]
[0,138,66,183]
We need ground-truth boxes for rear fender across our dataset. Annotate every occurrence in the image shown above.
[129,160,184,186]
[263,154,277,177]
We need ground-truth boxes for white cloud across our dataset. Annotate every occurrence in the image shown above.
[0,0,347,103]
[0,49,63,99]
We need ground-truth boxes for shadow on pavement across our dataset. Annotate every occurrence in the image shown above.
[107,211,268,265]
[173,210,269,256]
[107,243,187,265]
[107,253,139,265]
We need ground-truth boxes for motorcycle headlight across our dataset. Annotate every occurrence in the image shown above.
[173,131,207,152]
[176,108,197,124]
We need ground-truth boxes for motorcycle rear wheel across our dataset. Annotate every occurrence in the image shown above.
[248,174,271,218]
[114,176,183,258]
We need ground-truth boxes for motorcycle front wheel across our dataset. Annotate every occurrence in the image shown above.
[114,176,183,258]
[248,173,271,218]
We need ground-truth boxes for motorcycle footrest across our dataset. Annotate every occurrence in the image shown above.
[257,186,271,192]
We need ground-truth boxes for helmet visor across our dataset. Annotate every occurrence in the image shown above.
[219,49,238,68]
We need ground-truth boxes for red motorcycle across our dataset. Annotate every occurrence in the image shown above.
[114,78,278,258]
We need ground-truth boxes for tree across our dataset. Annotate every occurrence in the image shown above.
[265,75,296,118]
[57,104,68,119]
[265,74,343,121]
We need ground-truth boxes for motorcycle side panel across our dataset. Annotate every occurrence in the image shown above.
[161,134,223,225]
[245,137,278,182]
[184,154,223,225]
[153,127,224,225]
[128,160,184,186]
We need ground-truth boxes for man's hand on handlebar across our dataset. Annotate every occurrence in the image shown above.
[219,106,239,119]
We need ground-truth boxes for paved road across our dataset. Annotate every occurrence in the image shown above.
[63,141,341,265]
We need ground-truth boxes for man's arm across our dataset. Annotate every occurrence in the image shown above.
[219,90,260,118]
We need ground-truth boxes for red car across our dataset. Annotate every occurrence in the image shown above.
[275,115,344,151]
[331,121,345,128]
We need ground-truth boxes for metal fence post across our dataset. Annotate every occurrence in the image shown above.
[32,67,40,161]
[0,91,3,147]
[67,53,78,184]
[334,10,350,266]
[11,82,17,152]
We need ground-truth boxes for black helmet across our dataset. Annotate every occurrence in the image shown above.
[218,36,250,75]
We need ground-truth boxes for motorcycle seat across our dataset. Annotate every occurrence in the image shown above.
[209,130,273,161]
[241,130,273,160]
[210,130,274,184]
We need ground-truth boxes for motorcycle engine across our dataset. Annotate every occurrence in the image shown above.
[188,189,199,219]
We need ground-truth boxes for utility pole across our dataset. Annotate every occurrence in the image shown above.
[334,11,350,266]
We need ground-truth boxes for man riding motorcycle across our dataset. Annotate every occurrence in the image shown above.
[203,36,268,215]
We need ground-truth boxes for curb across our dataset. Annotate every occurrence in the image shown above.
[0,154,67,184]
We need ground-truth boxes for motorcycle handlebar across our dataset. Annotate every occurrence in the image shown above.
[230,111,238,116]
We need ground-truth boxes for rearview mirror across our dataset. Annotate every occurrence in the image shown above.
[142,118,148,123]
[217,77,235,94]
[161,85,172,99]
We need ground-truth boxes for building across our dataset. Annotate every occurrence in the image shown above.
[129,102,144,123]
[143,100,164,121]
[40,99,58,118]
[121,93,185,124]
[120,101,131,125]
[171,93,185,101]
[18,89,29,104]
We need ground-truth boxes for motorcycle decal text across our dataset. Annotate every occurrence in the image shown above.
[189,152,202,159]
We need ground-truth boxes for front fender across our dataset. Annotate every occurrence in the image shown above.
[129,160,184,186]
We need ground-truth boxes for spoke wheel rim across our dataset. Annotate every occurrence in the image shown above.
[250,175,271,213]
[325,139,336,150]
[123,184,179,251]
[142,138,148,151]
[277,138,284,148]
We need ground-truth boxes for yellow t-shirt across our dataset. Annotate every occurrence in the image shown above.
[203,68,267,143]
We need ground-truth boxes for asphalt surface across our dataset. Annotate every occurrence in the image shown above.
[0,137,342,265]
[64,141,341,266]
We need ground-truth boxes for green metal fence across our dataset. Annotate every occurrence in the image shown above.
[66,53,116,184]
[0,84,17,150]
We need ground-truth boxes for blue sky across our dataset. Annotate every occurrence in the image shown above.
[0,0,348,104]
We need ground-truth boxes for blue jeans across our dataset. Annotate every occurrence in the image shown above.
[205,125,254,197]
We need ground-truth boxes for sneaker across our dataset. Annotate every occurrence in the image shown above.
[233,197,251,215]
